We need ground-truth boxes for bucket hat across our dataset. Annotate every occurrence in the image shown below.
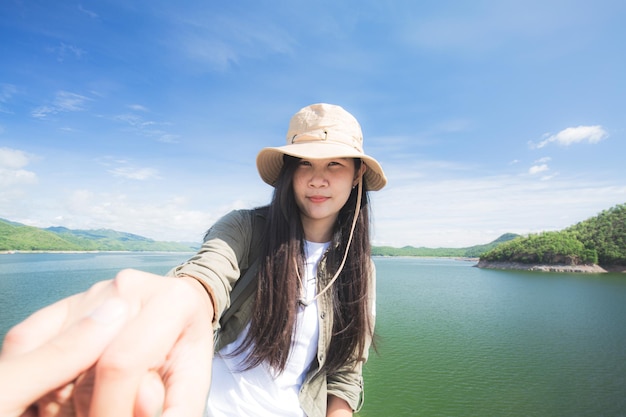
[256,103,387,191]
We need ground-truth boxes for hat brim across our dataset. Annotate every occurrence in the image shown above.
[256,142,387,191]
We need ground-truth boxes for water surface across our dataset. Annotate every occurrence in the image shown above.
[1,254,625,416]
[359,257,626,416]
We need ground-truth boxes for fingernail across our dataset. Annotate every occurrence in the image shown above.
[89,298,128,324]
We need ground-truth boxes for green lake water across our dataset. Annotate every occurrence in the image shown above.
[1,253,625,416]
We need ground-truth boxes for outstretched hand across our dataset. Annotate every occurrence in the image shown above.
[0,269,214,417]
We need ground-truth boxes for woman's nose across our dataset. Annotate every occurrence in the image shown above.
[308,168,328,187]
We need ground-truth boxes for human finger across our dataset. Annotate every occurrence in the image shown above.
[1,295,77,358]
[159,329,212,417]
[37,382,75,417]
[150,277,213,417]
[1,281,113,358]
[70,369,166,417]
[0,297,129,417]
[89,271,212,417]
[73,366,96,417]
[134,371,165,417]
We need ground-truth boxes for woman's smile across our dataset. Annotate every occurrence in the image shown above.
[308,195,330,203]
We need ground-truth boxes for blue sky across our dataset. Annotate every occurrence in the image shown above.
[1,0,625,247]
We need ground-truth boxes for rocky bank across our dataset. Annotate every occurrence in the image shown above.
[475,260,623,273]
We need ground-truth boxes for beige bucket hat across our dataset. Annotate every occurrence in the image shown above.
[256,103,387,191]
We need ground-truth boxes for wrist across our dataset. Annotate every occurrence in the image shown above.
[177,275,217,323]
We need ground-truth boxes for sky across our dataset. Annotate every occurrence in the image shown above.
[1,0,625,248]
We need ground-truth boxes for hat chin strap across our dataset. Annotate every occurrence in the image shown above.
[297,179,363,307]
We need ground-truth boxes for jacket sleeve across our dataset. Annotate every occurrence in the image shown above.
[326,259,377,412]
[166,209,254,326]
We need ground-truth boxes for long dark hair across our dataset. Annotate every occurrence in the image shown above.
[234,155,374,376]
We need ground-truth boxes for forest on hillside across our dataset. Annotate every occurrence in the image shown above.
[480,203,626,267]
[3,203,624,264]
[0,219,198,252]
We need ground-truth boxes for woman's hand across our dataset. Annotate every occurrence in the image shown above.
[0,269,214,417]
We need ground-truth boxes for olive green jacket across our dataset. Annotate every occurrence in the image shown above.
[168,208,375,417]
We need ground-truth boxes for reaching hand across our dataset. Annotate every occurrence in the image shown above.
[0,269,214,417]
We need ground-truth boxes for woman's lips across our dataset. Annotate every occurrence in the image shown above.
[308,196,329,203]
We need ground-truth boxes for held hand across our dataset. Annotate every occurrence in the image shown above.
[0,269,214,417]
[0,297,129,417]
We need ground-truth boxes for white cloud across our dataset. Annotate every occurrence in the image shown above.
[0,84,18,114]
[114,113,152,127]
[540,173,559,181]
[0,148,38,188]
[60,190,216,242]
[371,165,626,247]
[109,166,161,181]
[0,147,31,169]
[156,134,180,144]
[113,113,179,143]
[529,164,549,175]
[171,13,295,71]
[48,43,85,62]
[0,84,17,103]
[534,125,608,149]
[78,5,98,19]
[0,169,38,187]
[54,91,91,111]
[32,91,91,118]
[128,104,149,112]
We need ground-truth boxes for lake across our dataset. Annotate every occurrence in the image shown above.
[1,253,625,416]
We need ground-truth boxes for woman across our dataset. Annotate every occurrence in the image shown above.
[0,103,387,417]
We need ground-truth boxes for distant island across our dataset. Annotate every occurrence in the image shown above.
[477,203,626,273]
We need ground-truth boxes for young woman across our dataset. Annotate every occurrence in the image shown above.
[0,103,387,417]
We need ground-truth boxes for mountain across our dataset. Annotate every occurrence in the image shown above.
[0,219,200,252]
[371,233,520,258]
[1,215,517,256]
[479,203,626,269]
[0,220,82,251]
[9,201,622,261]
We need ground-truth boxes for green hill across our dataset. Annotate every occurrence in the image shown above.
[480,203,626,267]
[371,233,519,258]
[0,220,82,251]
[0,219,199,252]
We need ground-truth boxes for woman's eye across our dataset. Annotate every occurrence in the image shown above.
[299,160,312,167]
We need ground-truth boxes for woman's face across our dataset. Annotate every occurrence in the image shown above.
[292,158,363,242]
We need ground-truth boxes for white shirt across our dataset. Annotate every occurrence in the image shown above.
[206,241,329,417]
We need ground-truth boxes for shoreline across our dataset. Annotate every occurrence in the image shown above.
[4,251,625,273]
[475,260,626,273]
